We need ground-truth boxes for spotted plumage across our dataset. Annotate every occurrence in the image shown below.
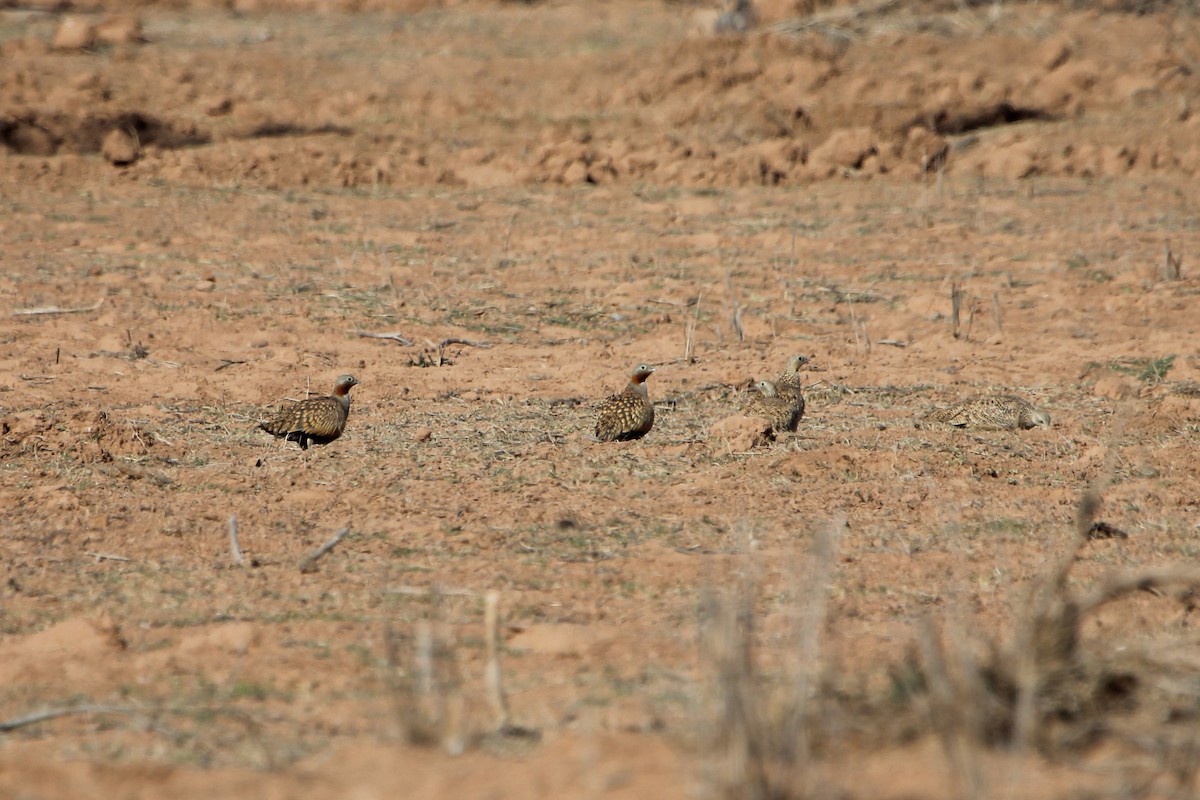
[595,364,656,442]
[774,353,810,420]
[259,374,359,450]
[742,380,802,434]
[918,394,1051,431]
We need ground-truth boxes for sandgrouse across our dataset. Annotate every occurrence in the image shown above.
[259,374,360,450]
[774,353,810,420]
[918,394,1050,431]
[595,364,656,442]
[742,380,802,434]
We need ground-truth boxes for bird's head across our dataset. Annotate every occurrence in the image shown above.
[629,364,656,384]
[786,354,812,373]
[333,375,360,395]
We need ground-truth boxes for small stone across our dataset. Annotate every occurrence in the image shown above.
[101,128,139,166]
[95,14,144,46]
[52,16,95,51]
[413,427,433,442]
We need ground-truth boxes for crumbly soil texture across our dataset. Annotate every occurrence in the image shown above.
[2,0,1200,797]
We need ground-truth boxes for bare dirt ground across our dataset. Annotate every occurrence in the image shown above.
[2,0,1200,796]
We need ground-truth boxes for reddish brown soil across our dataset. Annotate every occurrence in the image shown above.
[2,1,1200,797]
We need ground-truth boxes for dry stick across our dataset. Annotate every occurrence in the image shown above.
[848,297,863,354]
[299,527,348,574]
[437,337,492,367]
[216,359,247,372]
[964,295,978,341]
[990,291,1003,335]
[950,281,962,339]
[788,516,844,797]
[1010,490,1096,753]
[818,286,890,302]
[13,298,104,317]
[229,515,245,567]
[1165,241,1183,280]
[389,585,476,597]
[484,591,511,732]
[915,618,984,800]
[87,551,130,563]
[684,292,703,364]
[725,271,744,343]
[1075,566,1200,618]
[352,330,415,346]
[0,704,135,733]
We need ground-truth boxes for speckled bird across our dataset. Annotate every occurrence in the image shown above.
[774,353,810,419]
[595,364,656,442]
[918,394,1051,431]
[258,374,360,450]
[742,380,802,434]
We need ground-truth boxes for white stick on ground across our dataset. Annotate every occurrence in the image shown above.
[229,515,245,567]
[13,298,105,316]
[299,527,348,573]
[485,590,511,732]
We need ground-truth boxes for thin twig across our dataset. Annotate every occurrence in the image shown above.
[87,552,131,563]
[725,271,744,343]
[818,286,891,302]
[951,281,963,339]
[352,330,415,346]
[216,359,247,372]
[876,339,910,348]
[13,298,104,317]
[787,516,843,794]
[299,527,348,573]
[388,585,477,597]
[685,292,702,364]
[1165,241,1183,280]
[0,704,134,733]
[1075,566,1200,618]
[438,337,492,367]
[229,515,245,567]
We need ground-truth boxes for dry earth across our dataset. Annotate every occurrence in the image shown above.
[2,0,1200,797]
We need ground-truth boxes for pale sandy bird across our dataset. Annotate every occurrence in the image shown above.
[595,364,656,442]
[259,374,360,450]
[918,394,1050,431]
[742,380,802,434]
[774,354,810,419]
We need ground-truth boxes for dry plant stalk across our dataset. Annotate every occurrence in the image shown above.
[784,517,843,796]
[298,527,348,574]
[13,297,105,316]
[385,591,468,755]
[700,518,842,800]
[228,515,245,567]
[915,617,984,800]
[847,299,870,355]
[484,591,511,732]
[726,271,745,343]
[353,329,414,346]
[951,281,963,339]
[1165,241,1183,280]
[684,292,703,364]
